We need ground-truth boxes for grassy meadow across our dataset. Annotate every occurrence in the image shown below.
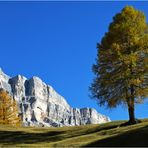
[0,119,148,147]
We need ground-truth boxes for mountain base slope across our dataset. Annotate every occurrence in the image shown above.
[0,118,148,147]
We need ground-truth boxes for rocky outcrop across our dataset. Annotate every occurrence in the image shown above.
[0,68,110,127]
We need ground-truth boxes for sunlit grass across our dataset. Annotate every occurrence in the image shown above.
[0,118,148,147]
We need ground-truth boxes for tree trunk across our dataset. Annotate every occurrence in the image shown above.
[127,85,136,124]
[128,98,136,124]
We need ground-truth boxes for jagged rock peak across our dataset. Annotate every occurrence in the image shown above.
[0,68,10,80]
[0,69,111,127]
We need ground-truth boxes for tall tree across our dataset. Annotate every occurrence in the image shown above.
[90,6,148,124]
[0,89,21,126]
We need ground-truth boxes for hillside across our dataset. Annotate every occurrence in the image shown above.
[0,119,148,147]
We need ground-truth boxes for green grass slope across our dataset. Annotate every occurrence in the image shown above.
[0,119,148,147]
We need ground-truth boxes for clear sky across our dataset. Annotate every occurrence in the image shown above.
[0,1,147,120]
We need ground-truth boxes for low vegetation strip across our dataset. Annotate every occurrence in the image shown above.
[0,119,148,147]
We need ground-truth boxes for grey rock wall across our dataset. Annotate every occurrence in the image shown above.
[0,68,110,127]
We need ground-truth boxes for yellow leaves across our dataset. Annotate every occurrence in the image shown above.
[130,53,138,67]
[92,5,148,110]
[112,43,120,50]
[129,78,142,86]
[136,79,142,84]
[122,6,138,18]
[136,88,148,98]
[0,89,21,126]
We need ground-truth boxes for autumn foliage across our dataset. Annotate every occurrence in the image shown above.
[90,6,148,124]
[0,89,21,126]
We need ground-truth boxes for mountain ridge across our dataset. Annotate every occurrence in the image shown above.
[0,68,110,127]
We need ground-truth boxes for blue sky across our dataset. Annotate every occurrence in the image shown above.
[0,1,147,120]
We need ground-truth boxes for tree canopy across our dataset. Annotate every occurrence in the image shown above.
[90,6,148,124]
[0,89,21,126]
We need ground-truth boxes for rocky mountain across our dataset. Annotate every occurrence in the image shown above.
[0,68,110,127]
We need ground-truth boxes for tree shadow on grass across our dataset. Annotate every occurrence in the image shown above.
[0,130,65,145]
[84,125,148,147]
[0,124,119,146]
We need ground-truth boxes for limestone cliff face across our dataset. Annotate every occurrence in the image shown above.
[0,68,110,127]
